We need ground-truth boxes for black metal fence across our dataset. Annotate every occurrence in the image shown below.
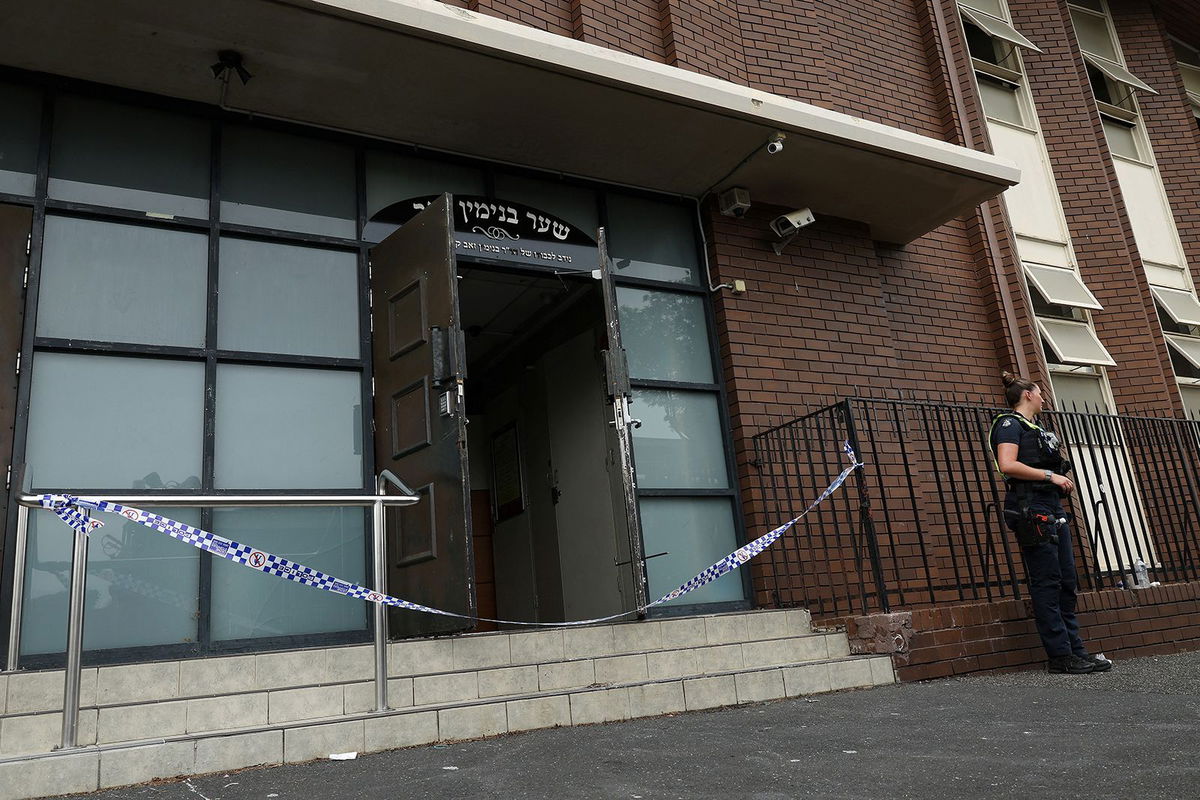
[750,398,1200,620]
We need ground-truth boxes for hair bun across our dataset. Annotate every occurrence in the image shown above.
[1001,371,1017,387]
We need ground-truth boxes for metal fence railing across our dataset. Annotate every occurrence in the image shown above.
[751,398,1200,620]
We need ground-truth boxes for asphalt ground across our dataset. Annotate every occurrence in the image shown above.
[73,649,1200,800]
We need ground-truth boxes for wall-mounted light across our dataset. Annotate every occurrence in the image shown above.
[211,50,253,85]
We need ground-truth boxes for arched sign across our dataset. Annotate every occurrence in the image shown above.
[371,195,598,270]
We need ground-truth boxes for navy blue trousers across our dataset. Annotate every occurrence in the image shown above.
[1016,499,1087,659]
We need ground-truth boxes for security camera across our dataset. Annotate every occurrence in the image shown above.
[769,208,815,239]
[718,187,752,218]
[766,133,786,155]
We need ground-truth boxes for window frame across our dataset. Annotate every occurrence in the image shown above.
[1037,317,1117,367]
[1023,262,1102,310]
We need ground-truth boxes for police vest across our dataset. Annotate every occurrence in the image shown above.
[989,412,1065,476]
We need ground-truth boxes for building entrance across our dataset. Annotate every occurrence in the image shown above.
[369,195,647,638]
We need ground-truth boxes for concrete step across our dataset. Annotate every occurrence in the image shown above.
[0,609,896,798]
[0,629,844,755]
[0,653,894,799]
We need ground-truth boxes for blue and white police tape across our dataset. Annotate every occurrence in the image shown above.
[38,442,862,627]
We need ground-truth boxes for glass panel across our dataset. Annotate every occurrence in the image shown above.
[1070,9,1117,60]
[631,390,728,489]
[221,125,355,237]
[617,287,713,383]
[215,364,363,489]
[1068,0,1104,11]
[1037,318,1116,366]
[978,79,1023,125]
[364,150,485,242]
[25,353,204,489]
[960,7,1038,52]
[640,498,744,606]
[1049,372,1109,413]
[1180,64,1200,96]
[606,194,699,285]
[36,216,207,346]
[218,238,359,358]
[0,82,42,196]
[1023,263,1101,309]
[1180,385,1200,418]
[1084,53,1156,94]
[210,507,367,641]
[1165,334,1200,370]
[492,172,599,236]
[48,96,209,217]
[20,508,201,656]
[1102,119,1140,160]
[1151,286,1200,327]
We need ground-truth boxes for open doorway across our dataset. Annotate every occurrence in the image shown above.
[458,265,630,626]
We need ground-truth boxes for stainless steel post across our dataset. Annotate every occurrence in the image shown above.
[61,517,90,749]
[372,476,389,712]
[7,504,29,671]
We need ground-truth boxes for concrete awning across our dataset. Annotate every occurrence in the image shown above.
[0,0,1019,243]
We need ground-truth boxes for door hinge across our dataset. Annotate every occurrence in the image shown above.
[26,233,31,257]
[14,351,20,377]
[370,376,376,398]
[4,465,10,492]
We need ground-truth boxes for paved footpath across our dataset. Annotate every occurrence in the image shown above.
[72,650,1199,800]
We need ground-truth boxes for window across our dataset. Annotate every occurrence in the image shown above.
[1165,334,1200,377]
[1151,286,1200,329]
[977,77,1025,125]
[959,6,1040,55]
[1102,118,1140,160]
[1037,317,1116,366]
[1049,370,1110,413]
[961,1,1041,128]
[0,82,43,196]
[1029,283,1087,322]
[1023,263,1102,310]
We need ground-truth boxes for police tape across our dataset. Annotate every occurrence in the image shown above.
[38,443,861,627]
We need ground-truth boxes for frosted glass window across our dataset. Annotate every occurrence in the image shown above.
[0,82,41,196]
[36,216,207,347]
[1102,119,1140,160]
[1023,263,1102,309]
[1049,373,1110,413]
[364,150,484,242]
[1037,318,1116,366]
[1165,334,1200,371]
[1180,385,1200,419]
[1151,286,1200,327]
[48,96,209,217]
[1070,9,1117,61]
[606,194,699,285]
[218,238,359,358]
[25,353,204,489]
[20,508,201,656]
[210,508,367,641]
[631,390,729,489]
[617,287,713,383]
[221,126,355,237]
[959,0,1003,17]
[978,79,1023,125]
[640,498,744,606]
[493,172,599,236]
[215,365,363,489]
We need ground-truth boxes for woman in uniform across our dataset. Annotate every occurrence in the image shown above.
[990,372,1112,674]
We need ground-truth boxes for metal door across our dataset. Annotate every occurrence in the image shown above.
[596,228,650,612]
[370,194,475,637]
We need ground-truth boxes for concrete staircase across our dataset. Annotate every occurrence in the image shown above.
[0,609,893,799]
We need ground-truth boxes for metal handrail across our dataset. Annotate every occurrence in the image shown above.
[10,478,420,750]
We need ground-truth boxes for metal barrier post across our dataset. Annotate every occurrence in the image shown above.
[6,504,29,671]
[61,518,90,749]
[372,476,389,712]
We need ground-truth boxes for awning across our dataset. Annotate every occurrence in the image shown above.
[959,5,1042,53]
[0,0,1019,245]
[1082,53,1158,95]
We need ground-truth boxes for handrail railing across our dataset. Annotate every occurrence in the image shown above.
[11,478,420,750]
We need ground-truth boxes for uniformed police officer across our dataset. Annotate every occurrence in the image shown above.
[991,372,1112,674]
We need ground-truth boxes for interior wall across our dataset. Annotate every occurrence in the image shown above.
[542,329,625,621]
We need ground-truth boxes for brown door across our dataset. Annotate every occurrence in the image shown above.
[0,205,32,586]
[370,195,475,638]
[596,228,650,612]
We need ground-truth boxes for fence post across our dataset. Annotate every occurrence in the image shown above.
[841,400,890,614]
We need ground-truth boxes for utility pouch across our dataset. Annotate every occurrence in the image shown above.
[1006,507,1060,547]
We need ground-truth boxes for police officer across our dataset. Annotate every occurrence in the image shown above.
[991,373,1112,674]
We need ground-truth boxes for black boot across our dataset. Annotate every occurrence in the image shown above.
[1081,653,1113,672]
[1047,654,1095,674]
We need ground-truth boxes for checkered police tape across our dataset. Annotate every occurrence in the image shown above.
[38,443,861,627]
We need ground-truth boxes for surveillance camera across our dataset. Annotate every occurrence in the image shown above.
[769,208,815,238]
[766,134,785,155]
[718,187,752,218]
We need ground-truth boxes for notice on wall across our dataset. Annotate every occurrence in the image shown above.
[491,423,525,522]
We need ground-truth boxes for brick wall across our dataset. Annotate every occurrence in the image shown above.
[847,581,1200,680]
